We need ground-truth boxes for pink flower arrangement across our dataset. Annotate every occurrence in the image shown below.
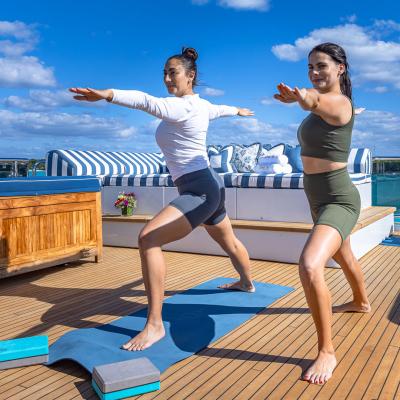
[114,192,137,209]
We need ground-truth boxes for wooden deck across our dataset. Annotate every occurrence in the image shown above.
[0,244,399,399]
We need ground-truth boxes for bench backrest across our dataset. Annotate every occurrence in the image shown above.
[46,150,167,176]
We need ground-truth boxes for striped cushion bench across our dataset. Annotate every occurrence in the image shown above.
[46,148,372,189]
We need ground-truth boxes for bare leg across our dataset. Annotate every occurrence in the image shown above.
[299,225,342,385]
[204,216,254,292]
[332,237,371,313]
[122,206,192,351]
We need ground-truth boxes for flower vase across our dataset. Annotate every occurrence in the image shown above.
[121,206,134,216]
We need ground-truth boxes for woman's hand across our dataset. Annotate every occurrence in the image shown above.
[69,87,113,102]
[274,83,316,110]
[274,83,300,103]
[237,108,254,117]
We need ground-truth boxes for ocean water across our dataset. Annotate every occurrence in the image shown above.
[372,173,400,231]
[27,170,46,176]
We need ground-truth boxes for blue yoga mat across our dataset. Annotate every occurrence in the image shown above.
[381,236,400,247]
[48,278,293,373]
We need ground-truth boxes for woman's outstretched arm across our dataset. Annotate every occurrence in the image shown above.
[69,87,185,121]
[274,83,351,125]
[207,102,254,120]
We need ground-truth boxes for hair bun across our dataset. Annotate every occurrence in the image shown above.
[182,47,198,61]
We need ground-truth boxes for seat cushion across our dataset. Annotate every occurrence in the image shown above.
[0,176,101,196]
[103,174,171,187]
[236,172,371,189]
[238,173,304,189]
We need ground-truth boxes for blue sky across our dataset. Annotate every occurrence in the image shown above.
[0,0,399,158]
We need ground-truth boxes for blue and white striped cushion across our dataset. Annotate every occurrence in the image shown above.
[237,172,370,189]
[347,148,372,174]
[103,174,171,187]
[46,150,126,176]
[111,152,166,175]
[237,173,304,189]
[219,173,239,188]
[349,173,372,185]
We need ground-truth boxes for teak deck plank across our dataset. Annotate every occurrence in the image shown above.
[0,244,399,400]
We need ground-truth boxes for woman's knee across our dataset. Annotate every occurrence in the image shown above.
[299,254,324,282]
[138,228,160,249]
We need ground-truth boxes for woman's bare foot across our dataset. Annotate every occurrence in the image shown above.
[302,351,337,385]
[218,280,255,293]
[122,322,165,351]
[332,301,371,313]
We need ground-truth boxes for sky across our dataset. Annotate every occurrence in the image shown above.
[0,0,399,159]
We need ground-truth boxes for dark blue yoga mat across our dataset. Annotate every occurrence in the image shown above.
[48,278,293,373]
[381,236,400,247]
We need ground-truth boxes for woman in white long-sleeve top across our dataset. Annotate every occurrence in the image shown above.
[70,47,255,351]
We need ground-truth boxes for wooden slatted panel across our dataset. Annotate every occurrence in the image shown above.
[0,245,398,399]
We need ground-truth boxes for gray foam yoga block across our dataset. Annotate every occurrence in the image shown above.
[92,357,160,393]
[0,354,49,370]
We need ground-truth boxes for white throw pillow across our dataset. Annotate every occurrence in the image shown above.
[254,163,293,174]
[257,154,288,166]
[260,143,285,157]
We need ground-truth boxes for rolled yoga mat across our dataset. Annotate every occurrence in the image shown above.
[48,278,294,373]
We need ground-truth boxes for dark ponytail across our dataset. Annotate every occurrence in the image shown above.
[309,42,352,100]
[167,47,199,87]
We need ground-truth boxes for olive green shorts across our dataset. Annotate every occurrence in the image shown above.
[303,167,361,242]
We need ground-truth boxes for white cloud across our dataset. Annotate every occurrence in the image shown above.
[367,86,388,93]
[218,0,269,11]
[271,22,400,90]
[203,87,225,96]
[0,20,56,87]
[261,96,297,107]
[370,19,400,38]
[2,89,104,111]
[192,0,269,11]
[4,90,72,111]
[353,110,400,155]
[207,116,294,146]
[0,109,137,139]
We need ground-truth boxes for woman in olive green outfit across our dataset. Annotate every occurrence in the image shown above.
[274,43,371,385]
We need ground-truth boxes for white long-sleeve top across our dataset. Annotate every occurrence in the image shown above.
[110,89,238,181]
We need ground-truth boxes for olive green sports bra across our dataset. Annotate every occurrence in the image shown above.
[297,108,354,163]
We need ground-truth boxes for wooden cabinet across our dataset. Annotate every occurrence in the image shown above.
[0,192,102,278]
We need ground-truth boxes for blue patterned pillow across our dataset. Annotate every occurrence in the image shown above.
[232,142,262,173]
[284,144,303,172]
[208,145,236,173]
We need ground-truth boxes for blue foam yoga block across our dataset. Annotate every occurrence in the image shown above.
[0,336,48,362]
[92,379,160,400]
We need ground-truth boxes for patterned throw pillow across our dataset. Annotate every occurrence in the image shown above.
[232,142,262,173]
[208,145,236,173]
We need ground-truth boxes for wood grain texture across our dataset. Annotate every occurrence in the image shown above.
[0,192,102,277]
[0,244,398,399]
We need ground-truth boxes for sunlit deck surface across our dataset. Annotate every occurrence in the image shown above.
[0,244,399,400]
